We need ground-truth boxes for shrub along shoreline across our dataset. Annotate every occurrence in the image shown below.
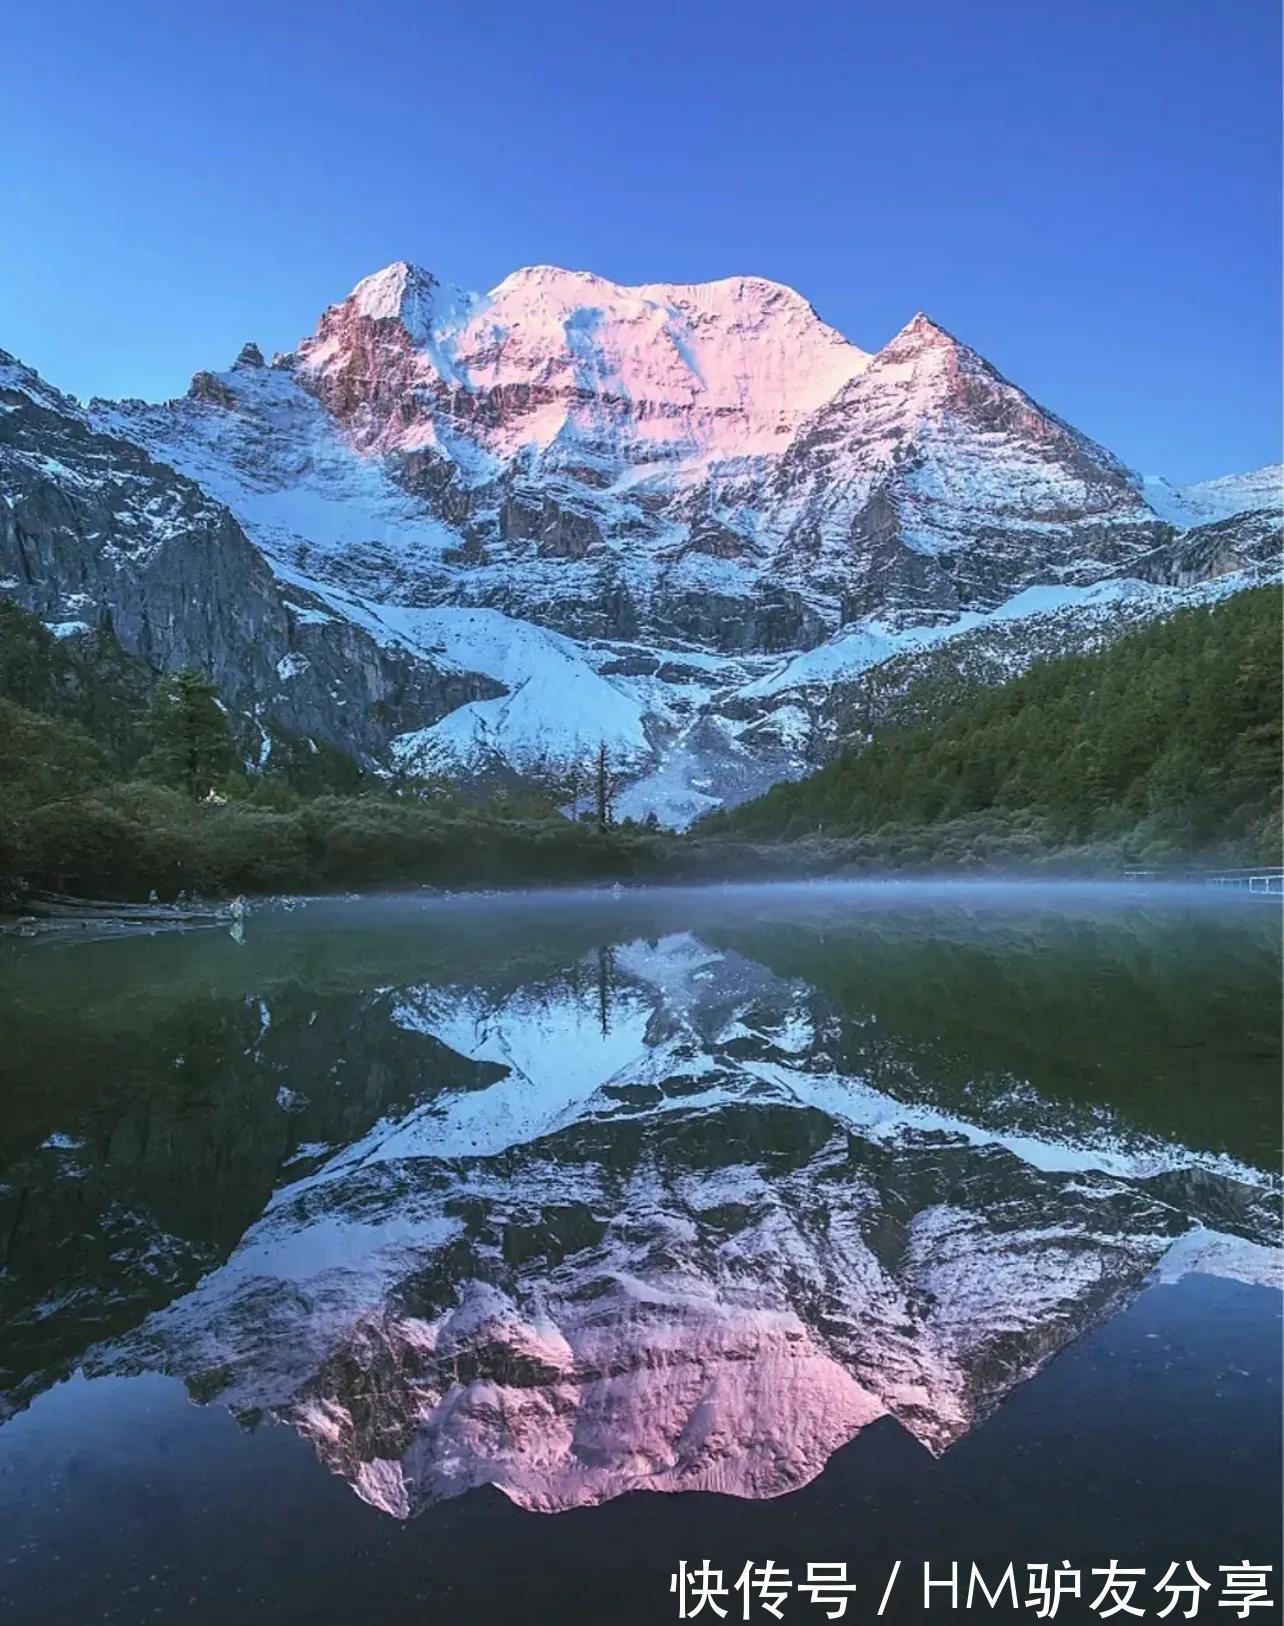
[2,778,678,904]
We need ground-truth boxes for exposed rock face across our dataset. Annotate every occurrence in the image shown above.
[498,489,601,559]
[0,352,498,763]
[1118,507,1283,587]
[1,259,1279,819]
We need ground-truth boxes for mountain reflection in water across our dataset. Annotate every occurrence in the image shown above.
[1,884,1279,1519]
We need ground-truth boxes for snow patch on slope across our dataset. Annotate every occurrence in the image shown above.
[96,363,458,569]
[735,574,1262,701]
[385,608,652,776]
[1141,465,1283,528]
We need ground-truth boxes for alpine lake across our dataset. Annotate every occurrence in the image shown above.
[1,882,1279,1624]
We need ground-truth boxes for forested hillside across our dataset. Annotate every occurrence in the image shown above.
[0,603,668,904]
[3,588,1280,905]
[702,588,1282,866]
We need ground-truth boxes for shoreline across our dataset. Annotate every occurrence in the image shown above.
[4,869,1279,940]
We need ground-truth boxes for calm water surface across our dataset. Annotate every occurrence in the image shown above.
[1,883,1280,1623]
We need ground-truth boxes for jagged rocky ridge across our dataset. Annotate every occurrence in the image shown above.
[0,353,496,765]
[1,263,1279,819]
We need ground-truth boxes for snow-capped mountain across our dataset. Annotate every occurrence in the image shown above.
[2,261,1279,821]
[755,312,1168,624]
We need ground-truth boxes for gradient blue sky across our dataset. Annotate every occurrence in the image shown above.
[2,0,1278,481]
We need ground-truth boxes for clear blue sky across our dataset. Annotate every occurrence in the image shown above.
[2,0,1278,481]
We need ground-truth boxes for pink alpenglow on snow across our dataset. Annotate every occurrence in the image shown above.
[293,261,871,475]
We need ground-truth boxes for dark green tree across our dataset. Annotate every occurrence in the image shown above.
[594,742,616,828]
[139,669,239,800]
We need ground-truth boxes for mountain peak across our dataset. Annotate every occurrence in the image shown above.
[885,311,965,354]
[345,261,444,338]
[0,350,84,418]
